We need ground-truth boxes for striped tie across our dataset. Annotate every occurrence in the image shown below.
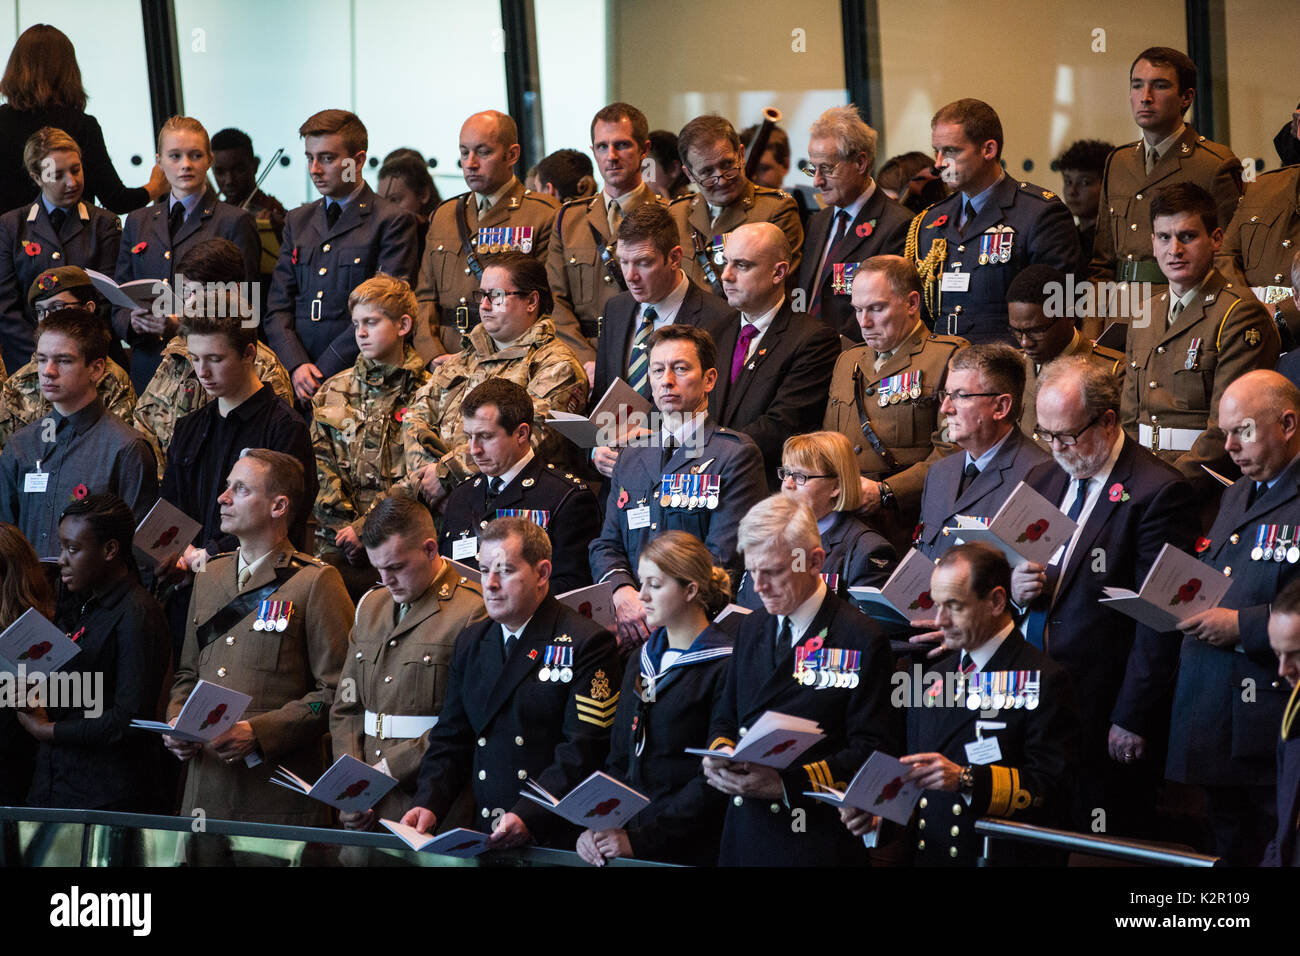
[628,306,657,398]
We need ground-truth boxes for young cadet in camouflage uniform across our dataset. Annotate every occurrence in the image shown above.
[133,239,293,477]
[402,252,586,507]
[311,275,430,560]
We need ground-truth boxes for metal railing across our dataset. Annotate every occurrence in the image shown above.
[974,818,1220,867]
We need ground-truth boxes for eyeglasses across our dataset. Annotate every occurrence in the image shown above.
[1035,413,1102,447]
[471,288,530,307]
[691,157,742,185]
[935,390,1004,405]
[777,467,833,486]
[1009,318,1063,341]
[800,158,852,180]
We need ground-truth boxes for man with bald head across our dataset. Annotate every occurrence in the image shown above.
[1167,369,1300,864]
[708,221,841,488]
[415,110,578,359]
[1011,354,1194,836]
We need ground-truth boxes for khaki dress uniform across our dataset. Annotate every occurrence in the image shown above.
[669,181,803,295]
[1216,164,1300,344]
[1019,330,1124,447]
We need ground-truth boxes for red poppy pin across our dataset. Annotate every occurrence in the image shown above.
[69,626,86,643]
[1108,482,1130,503]
[71,483,88,500]
[1171,577,1202,606]
[912,522,924,543]
[1195,536,1211,554]
[395,406,406,423]
[856,219,876,239]
[131,241,147,254]
[291,247,299,265]
[928,214,948,228]
[527,649,538,660]
[806,629,827,652]
[22,240,40,257]
[616,487,629,509]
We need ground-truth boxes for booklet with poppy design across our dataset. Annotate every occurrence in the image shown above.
[942,480,1078,566]
[0,608,81,675]
[380,820,492,857]
[685,710,825,768]
[801,751,923,825]
[546,377,653,447]
[84,268,164,311]
[134,498,202,567]
[269,753,397,812]
[849,549,941,625]
[556,581,616,630]
[518,770,651,829]
[1098,542,1233,632]
[131,679,251,742]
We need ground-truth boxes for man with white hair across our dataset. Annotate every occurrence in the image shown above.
[1011,354,1194,837]
[796,104,912,342]
[702,494,898,866]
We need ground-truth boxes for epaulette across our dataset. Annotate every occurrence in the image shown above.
[1194,136,1236,162]
[544,461,589,487]
[712,426,746,442]
[290,551,326,568]
[669,193,697,207]
[1092,342,1124,363]
[521,189,559,207]
[208,549,238,561]
[752,183,792,202]
[435,192,468,211]
[1016,181,1059,202]
[355,584,387,627]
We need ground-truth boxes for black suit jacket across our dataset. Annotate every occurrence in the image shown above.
[1022,436,1195,743]
[708,590,900,866]
[797,188,912,341]
[410,594,622,845]
[916,427,1051,558]
[1264,723,1300,866]
[590,279,734,407]
[709,302,842,487]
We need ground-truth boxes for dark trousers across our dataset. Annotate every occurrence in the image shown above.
[1204,784,1276,865]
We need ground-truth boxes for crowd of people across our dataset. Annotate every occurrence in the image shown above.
[3,22,1300,867]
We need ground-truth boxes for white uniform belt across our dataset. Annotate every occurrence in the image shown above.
[365,711,437,740]
[1138,423,1199,452]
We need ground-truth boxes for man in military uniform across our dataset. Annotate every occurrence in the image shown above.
[163,450,352,825]
[401,517,621,848]
[908,98,1082,346]
[415,110,575,361]
[133,239,293,477]
[547,103,666,366]
[797,105,911,343]
[1216,163,1300,348]
[330,493,486,828]
[1167,371,1300,864]
[402,252,586,509]
[1090,47,1242,286]
[1006,265,1124,448]
[1122,184,1278,495]
[704,495,898,866]
[840,543,1080,866]
[264,109,419,402]
[669,115,803,296]
[440,379,599,595]
[822,256,965,550]
[310,275,430,577]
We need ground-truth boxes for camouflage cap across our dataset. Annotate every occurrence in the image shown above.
[28,265,94,305]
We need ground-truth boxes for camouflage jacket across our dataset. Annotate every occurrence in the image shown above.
[133,334,294,477]
[311,346,430,553]
[0,357,135,448]
[403,317,586,486]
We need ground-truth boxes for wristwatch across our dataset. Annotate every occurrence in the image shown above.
[879,480,897,510]
[958,765,975,793]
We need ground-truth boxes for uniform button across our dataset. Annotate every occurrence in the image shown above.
[1156,346,1164,354]
[769,803,781,813]
[951,825,960,837]
[437,244,444,252]
[1148,381,1157,389]
[481,807,490,818]
[464,267,471,275]
[569,256,576,264]
[1277,274,1287,283]
[918,818,926,830]
[322,243,331,251]
[375,749,382,757]
[319,267,327,275]
[478,737,487,747]
[954,305,963,314]
[733,795,744,807]
[422,654,432,664]
[164,250,171,259]
[952,804,962,816]
[1109,206,1114,214]
[949,846,959,858]
[1130,224,1138,231]
[1135,193,1143,200]
[355,650,362,659]
[480,521,488,529]
[650,523,657,530]
[354,257,361,264]
[225,635,235,645]
[478,770,487,780]
[384,675,393,683]
[1224,566,1232,576]
[515,736,524,746]
[217,667,227,677]
[917,839,926,851]
[388,639,397,647]
[1230,533,1240,544]
[316,290,324,297]
[517,769,528,780]
[854,445,863,454]
[739,727,748,737]
[918,797,928,809]
[1151,415,1159,423]
[51,251,61,260]
[603,275,612,283]
[1130,361,1138,369]
[1250,215,1259,223]
[957,245,965,252]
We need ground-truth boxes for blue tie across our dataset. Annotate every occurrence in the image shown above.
[1024,478,1088,649]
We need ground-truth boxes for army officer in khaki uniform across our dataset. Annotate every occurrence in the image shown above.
[330,493,486,828]
[1122,184,1277,493]
[165,449,352,825]
[1216,164,1300,348]
[823,256,965,548]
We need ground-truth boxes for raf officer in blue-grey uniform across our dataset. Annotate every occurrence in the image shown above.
[114,116,260,393]
[1167,370,1300,865]
[907,99,1083,347]
[264,109,419,404]
[439,379,600,595]
[589,325,766,648]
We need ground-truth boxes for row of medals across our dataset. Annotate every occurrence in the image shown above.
[958,676,1039,711]
[879,382,923,407]
[1251,530,1300,564]
[797,667,860,688]
[660,485,720,510]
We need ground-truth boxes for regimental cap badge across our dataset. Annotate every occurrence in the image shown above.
[1245,328,1261,347]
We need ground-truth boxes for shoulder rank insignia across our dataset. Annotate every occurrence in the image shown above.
[1041,190,1055,200]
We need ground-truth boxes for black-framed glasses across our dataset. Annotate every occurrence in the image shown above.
[936,390,1003,404]
[471,288,530,307]
[691,157,742,185]
[1035,413,1102,447]
[777,467,833,486]
[1009,317,1065,341]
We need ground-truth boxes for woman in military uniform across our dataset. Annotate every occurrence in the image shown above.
[576,531,733,866]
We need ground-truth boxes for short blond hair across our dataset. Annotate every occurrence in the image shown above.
[737,494,820,558]
[158,115,211,156]
[348,274,417,344]
[782,432,862,512]
[23,126,80,179]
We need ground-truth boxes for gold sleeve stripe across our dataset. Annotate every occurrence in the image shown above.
[803,759,833,793]
[708,736,736,751]
[987,765,1012,817]
[576,712,616,728]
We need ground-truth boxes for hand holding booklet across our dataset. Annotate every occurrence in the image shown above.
[685,711,824,769]
[556,581,616,630]
[380,819,492,858]
[1098,542,1233,632]
[269,754,397,812]
[848,549,941,626]
[84,268,163,311]
[518,771,650,829]
[130,679,251,742]
[941,480,1078,566]
[0,608,81,675]
[801,751,922,825]
[546,377,652,448]
[134,498,201,566]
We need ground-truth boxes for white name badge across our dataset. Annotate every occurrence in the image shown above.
[627,505,651,530]
[451,536,478,560]
[965,735,1002,765]
[23,471,48,493]
[940,271,971,293]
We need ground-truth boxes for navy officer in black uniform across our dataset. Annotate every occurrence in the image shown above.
[440,378,599,595]
[401,516,622,849]
[703,494,898,866]
[264,109,419,404]
[589,324,767,648]
[907,98,1082,346]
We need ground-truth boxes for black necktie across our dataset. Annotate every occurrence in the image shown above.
[1066,478,1088,522]
[485,476,503,505]
[168,201,185,239]
[502,627,515,662]
[777,617,793,659]
[957,461,979,498]
[326,201,342,229]
[48,207,67,233]
[661,434,677,472]
[1248,481,1263,509]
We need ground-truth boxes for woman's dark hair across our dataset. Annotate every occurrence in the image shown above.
[60,492,139,581]
[1,24,87,111]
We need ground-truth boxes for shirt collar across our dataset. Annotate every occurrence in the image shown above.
[661,412,706,447]
[236,545,276,579]
[41,194,60,216]
[476,178,515,212]
[605,181,647,213]
[967,620,1016,671]
[500,613,536,646]
[495,447,535,491]
[741,295,784,333]
[877,319,925,363]
[964,171,1005,213]
[644,272,690,316]
[1145,123,1187,158]
[169,191,203,216]
[965,426,1014,473]
[327,182,365,211]
[779,578,828,645]
[816,511,838,536]
[59,396,107,436]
